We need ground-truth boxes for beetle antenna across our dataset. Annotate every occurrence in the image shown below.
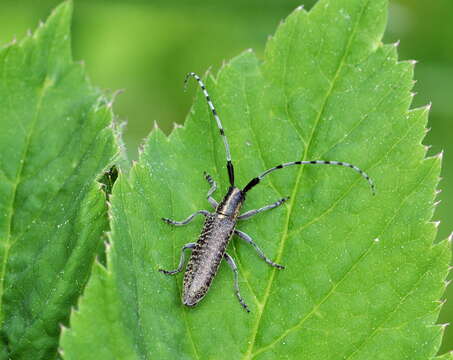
[185,72,234,186]
[243,160,375,194]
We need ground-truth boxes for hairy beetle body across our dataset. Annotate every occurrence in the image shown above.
[183,187,244,307]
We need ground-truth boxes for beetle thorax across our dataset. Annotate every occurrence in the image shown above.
[216,186,245,218]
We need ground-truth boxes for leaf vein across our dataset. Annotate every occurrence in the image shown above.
[0,51,55,327]
[344,218,441,357]
[252,154,437,358]
[243,1,371,358]
[288,106,423,239]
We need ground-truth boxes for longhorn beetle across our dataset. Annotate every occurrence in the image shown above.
[159,72,375,312]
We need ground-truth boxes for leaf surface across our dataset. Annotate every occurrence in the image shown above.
[435,353,453,360]
[0,2,117,358]
[61,0,450,358]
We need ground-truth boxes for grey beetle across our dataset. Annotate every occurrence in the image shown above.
[159,72,374,312]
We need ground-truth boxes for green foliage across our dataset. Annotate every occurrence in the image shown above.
[436,353,453,360]
[60,0,450,359]
[0,2,117,359]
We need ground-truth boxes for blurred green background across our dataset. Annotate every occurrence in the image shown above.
[1,0,451,353]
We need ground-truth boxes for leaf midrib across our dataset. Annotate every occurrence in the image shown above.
[231,65,276,309]
[0,71,53,328]
[243,2,370,358]
[13,127,114,349]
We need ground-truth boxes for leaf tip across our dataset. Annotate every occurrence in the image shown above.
[59,322,69,335]
[435,298,447,306]
[137,143,146,157]
[104,240,113,260]
[447,232,453,243]
[431,220,441,228]
[172,122,183,131]
[48,0,73,25]
[56,0,73,12]
[106,89,125,109]
[131,160,139,170]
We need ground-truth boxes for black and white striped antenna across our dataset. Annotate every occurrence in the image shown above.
[243,160,375,194]
[185,72,235,186]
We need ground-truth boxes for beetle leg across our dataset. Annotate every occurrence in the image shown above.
[204,172,219,209]
[159,242,196,275]
[224,252,250,312]
[235,229,285,269]
[162,210,210,226]
[238,197,289,220]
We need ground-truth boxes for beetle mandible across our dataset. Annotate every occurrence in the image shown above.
[159,72,375,312]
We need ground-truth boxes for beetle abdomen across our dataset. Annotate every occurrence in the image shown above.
[183,214,235,307]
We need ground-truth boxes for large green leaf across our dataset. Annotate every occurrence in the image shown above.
[61,0,450,358]
[0,2,118,359]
